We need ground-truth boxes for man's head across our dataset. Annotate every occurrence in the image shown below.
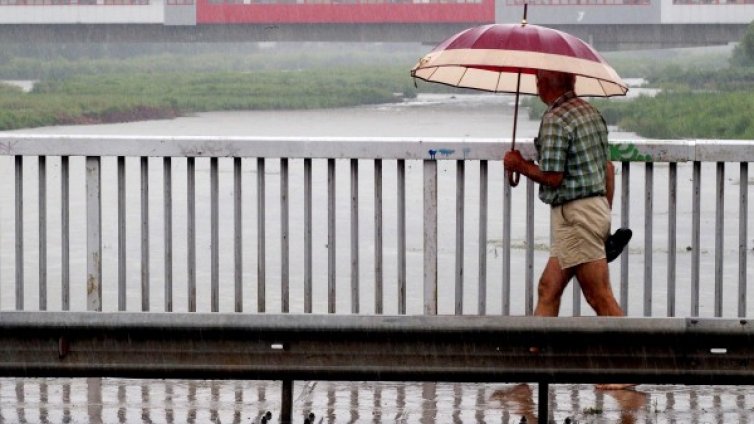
[536,70,576,106]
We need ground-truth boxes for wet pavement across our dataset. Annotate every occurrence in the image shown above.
[2,378,753,423]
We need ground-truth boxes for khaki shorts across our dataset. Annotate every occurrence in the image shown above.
[550,196,610,269]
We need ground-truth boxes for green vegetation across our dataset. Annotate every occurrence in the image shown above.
[521,24,754,139]
[2,33,754,138]
[0,62,418,131]
[0,43,426,130]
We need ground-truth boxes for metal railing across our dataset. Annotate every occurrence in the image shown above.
[0,134,752,424]
[0,135,751,317]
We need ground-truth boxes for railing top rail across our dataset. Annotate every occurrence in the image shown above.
[0,134,752,161]
[0,311,751,336]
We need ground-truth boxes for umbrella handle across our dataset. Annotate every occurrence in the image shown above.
[507,169,520,187]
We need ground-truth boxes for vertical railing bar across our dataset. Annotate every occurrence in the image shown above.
[281,380,293,424]
[350,158,359,314]
[620,162,630,313]
[257,157,266,313]
[739,162,749,318]
[455,160,465,315]
[327,158,336,314]
[281,158,290,313]
[304,158,312,314]
[374,159,383,314]
[571,277,582,317]
[644,162,653,317]
[164,157,173,313]
[187,157,196,313]
[38,156,47,311]
[667,162,677,317]
[85,156,102,312]
[397,159,407,315]
[424,159,438,315]
[15,155,23,310]
[210,157,219,313]
[526,177,535,316]
[234,157,242,313]
[715,161,724,317]
[61,156,70,311]
[478,160,488,315]
[502,164,511,316]
[117,156,126,312]
[141,156,150,312]
[691,161,701,317]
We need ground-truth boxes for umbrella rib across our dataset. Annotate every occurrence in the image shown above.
[495,69,503,92]
[425,66,440,82]
[457,66,470,87]
[598,78,608,97]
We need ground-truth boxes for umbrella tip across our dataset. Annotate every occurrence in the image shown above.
[521,18,527,26]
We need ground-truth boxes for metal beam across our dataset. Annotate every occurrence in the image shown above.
[1,313,753,386]
[0,23,746,49]
[1,135,751,162]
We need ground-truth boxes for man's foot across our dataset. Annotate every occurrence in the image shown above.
[595,383,637,390]
[605,228,632,263]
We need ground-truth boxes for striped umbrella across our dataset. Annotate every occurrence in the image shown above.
[411,8,628,185]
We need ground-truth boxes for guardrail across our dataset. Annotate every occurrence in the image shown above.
[2,312,754,423]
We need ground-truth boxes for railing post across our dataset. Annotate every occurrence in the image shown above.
[38,156,47,311]
[86,156,102,312]
[644,162,653,317]
[478,160,488,315]
[538,381,549,424]
[15,155,23,311]
[327,158,336,314]
[281,380,293,424]
[61,156,70,311]
[141,156,150,312]
[455,160,465,315]
[397,159,406,315]
[210,157,219,313]
[187,157,196,312]
[691,161,701,317]
[424,159,438,315]
[233,157,242,313]
[164,157,173,312]
[117,156,126,311]
[502,163,511,316]
[620,161,630,313]
[739,162,749,317]
[526,177,535,316]
[715,161,724,317]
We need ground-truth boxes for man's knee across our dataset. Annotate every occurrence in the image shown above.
[538,273,563,302]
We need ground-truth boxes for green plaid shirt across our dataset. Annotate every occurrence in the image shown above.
[534,91,609,205]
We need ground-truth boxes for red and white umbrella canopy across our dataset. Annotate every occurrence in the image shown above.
[411,23,628,98]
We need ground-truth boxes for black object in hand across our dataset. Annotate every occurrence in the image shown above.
[605,228,632,263]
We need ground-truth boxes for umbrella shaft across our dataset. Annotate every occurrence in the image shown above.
[511,72,522,151]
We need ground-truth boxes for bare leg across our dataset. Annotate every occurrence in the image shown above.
[574,259,623,317]
[574,259,635,389]
[534,257,575,317]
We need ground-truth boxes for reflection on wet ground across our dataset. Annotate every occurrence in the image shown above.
[2,378,754,423]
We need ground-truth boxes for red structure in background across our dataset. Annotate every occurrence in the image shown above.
[196,0,494,24]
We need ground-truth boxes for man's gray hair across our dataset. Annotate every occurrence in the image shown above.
[537,70,576,92]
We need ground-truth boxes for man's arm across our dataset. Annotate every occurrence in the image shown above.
[503,150,564,188]
[605,161,615,209]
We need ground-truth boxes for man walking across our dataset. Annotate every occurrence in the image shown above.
[503,69,623,319]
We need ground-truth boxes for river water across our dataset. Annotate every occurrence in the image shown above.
[1,93,753,423]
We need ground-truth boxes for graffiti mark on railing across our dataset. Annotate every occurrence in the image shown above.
[610,143,652,162]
